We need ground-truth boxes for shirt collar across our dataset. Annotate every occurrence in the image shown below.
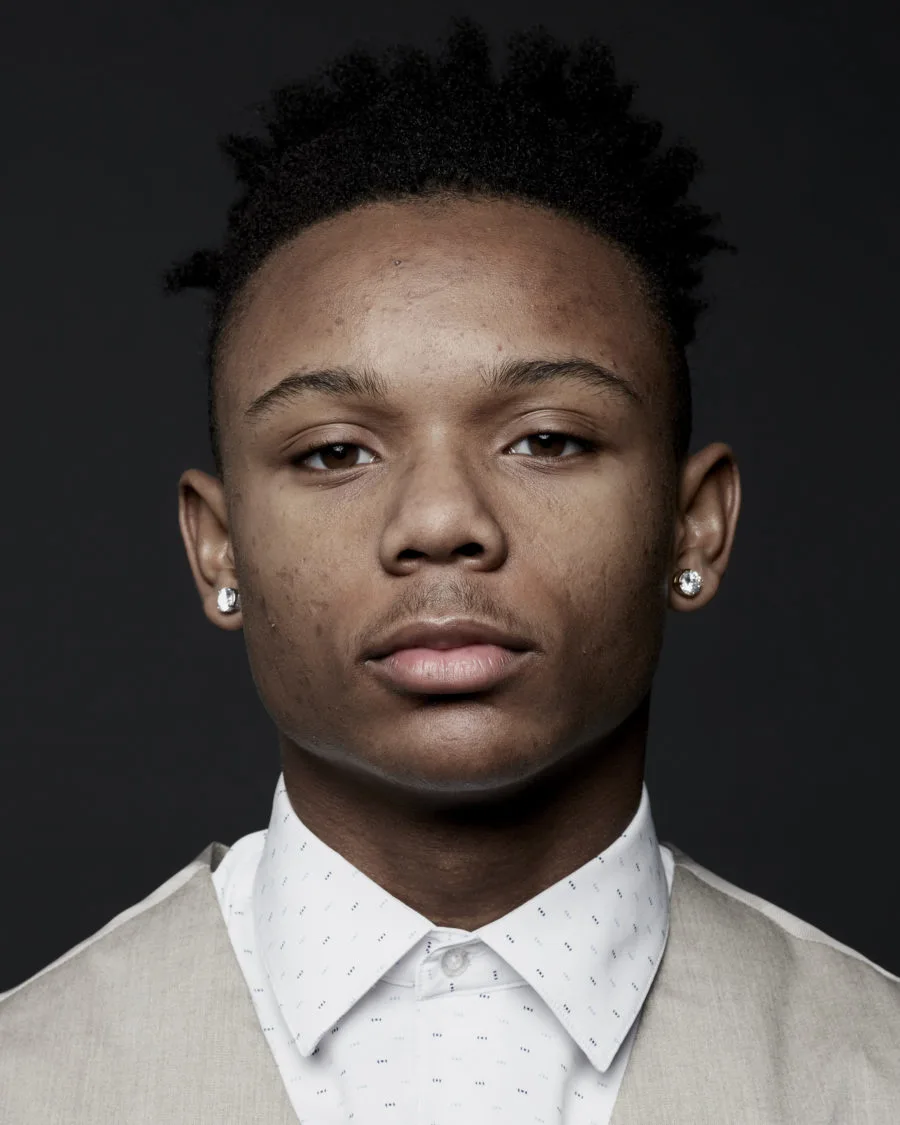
[253,776,670,1072]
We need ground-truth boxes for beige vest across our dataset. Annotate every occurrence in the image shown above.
[2,843,898,1123]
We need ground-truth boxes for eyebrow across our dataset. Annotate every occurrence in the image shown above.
[243,356,643,424]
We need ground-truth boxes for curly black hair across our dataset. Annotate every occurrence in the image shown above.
[166,17,731,477]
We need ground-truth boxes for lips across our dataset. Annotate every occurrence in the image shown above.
[363,618,536,695]
[370,643,530,694]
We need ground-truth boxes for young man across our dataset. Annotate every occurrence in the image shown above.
[2,19,897,1124]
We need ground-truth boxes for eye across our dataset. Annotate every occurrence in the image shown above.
[506,432,597,459]
[294,442,377,472]
[292,431,596,473]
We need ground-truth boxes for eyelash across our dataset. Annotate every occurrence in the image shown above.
[291,431,599,472]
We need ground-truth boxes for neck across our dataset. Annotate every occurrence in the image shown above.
[279,698,649,930]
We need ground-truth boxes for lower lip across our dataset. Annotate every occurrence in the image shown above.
[367,643,529,694]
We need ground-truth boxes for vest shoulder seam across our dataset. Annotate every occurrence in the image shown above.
[0,845,221,1003]
[672,853,899,984]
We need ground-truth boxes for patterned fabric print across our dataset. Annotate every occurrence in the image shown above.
[214,777,674,1124]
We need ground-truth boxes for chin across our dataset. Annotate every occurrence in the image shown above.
[360,733,551,800]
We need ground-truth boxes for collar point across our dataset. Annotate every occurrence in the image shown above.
[293,1031,324,1059]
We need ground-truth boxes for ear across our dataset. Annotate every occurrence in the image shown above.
[178,468,243,631]
[669,441,742,613]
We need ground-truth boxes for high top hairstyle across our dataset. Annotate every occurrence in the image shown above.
[166,18,731,477]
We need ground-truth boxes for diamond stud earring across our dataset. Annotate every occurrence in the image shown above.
[673,569,703,597]
[216,587,241,614]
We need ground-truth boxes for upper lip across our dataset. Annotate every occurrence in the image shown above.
[365,618,534,660]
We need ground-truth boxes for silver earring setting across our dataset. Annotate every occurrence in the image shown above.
[216,587,241,614]
[673,569,703,597]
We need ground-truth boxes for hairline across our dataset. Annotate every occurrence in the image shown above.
[208,190,687,476]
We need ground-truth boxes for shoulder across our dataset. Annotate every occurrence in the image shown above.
[0,844,259,1123]
[1,844,228,1011]
[665,841,900,1103]
[1,844,228,1009]
[619,847,900,1121]
[0,842,297,1123]
[669,843,899,989]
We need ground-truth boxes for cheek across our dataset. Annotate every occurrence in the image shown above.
[231,498,344,669]
[552,472,670,646]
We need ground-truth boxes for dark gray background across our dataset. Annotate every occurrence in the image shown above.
[3,0,898,991]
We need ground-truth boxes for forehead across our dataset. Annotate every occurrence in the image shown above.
[218,196,671,412]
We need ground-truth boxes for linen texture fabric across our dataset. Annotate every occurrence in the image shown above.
[1,829,898,1121]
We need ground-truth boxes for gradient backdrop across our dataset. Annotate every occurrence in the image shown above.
[2,0,898,989]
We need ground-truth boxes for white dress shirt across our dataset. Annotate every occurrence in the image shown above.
[214,776,674,1124]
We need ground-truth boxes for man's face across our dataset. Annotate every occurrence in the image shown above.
[211,197,679,800]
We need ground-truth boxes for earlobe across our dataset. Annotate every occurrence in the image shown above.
[178,468,243,631]
[669,442,741,613]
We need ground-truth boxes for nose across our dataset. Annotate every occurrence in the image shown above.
[377,452,509,575]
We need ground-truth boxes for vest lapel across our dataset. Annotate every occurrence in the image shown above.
[608,857,696,1125]
[173,846,301,1122]
[608,855,784,1125]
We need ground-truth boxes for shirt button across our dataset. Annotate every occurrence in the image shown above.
[440,948,470,978]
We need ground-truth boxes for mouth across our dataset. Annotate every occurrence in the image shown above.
[365,643,532,695]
